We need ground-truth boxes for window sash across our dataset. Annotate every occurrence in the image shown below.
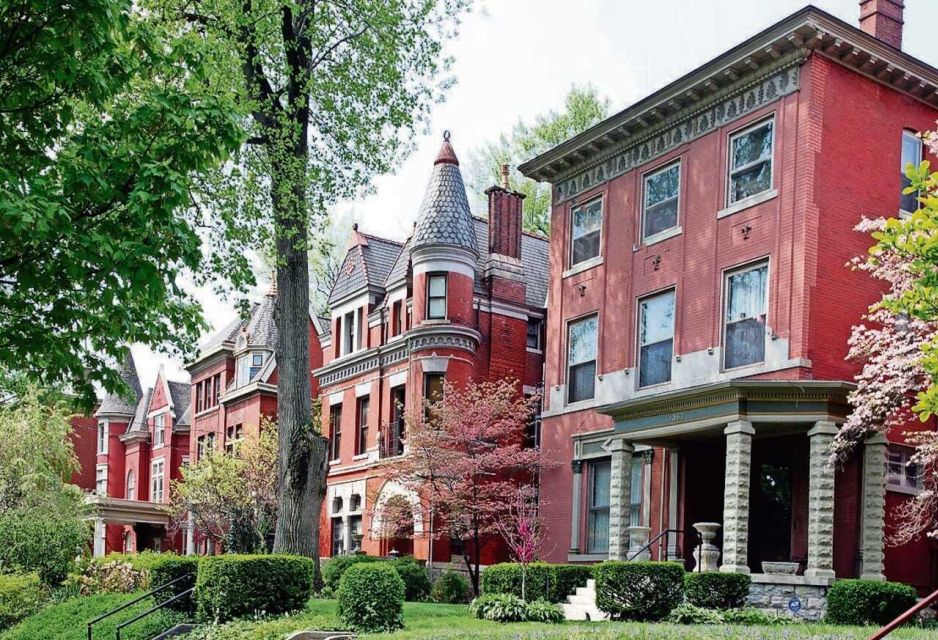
[901,131,923,213]
[643,163,680,240]
[567,316,598,402]
[728,120,774,203]
[427,275,447,319]
[723,263,768,369]
[639,291,675,387]
[330,405,342,460]
[570,199,602,267]
[526,319,542,349]
[151,461,164,502]
[357,398,370,455]
[126,471,135,500]
[587,460,611,554]
[97,421,108,454]
[887,448,922,490]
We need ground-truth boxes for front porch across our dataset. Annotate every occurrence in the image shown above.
[582,381,887,583]
[84,495,184,556]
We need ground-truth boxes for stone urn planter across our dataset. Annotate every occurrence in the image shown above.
[761,561,799,575]
[627,525,652,561]
[692,522,721,572]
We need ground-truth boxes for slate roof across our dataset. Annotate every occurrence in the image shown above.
[199,314,246,354]
[411,138,478,255]
[328,234,404,305]
[168,381,191,426]
[96,351,143,417]
[126,387,152,434]
[243,294,278,348]
[384,236,413,288]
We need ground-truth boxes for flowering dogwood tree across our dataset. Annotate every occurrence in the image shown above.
[833,129,938,542]
[378,378,540,594]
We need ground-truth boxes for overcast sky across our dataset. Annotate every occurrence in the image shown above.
[134,0,938,386]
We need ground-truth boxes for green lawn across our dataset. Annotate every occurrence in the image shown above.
[0,591,188,640]
[186,599,937,640]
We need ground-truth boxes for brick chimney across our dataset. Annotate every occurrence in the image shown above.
[485,164,524,260]
[860,0,904,50]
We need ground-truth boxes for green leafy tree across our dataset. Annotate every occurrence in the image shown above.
[0,0,244,407]
[157,0,471,562]
[466,85,610,235]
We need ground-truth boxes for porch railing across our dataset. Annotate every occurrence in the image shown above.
[627,528,701,566]
[868,587,938,640]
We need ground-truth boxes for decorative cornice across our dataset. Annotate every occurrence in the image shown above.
[407,324,480,355]
[315,342,410,388]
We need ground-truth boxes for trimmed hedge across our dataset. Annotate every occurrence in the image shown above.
[389,557,431,602]
[337,563,405,632]
[826,579,918,626]
[594,561,684,621]
[195,555,314,622]
[432,570,471,603]
[0,573,45,630]
[482,563,593,603]
[321,554,381,595]
[683,572,751,610]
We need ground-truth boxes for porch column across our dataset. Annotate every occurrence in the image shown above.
[569,460,583,554]
[607,438,634,560]
[93,518,106,558]
[185,513,196,556]
[667,448,680,559]
[805,421,837,579]
[860,432,888,581]
[720,420,754,573]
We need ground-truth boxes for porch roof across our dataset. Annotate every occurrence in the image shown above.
[84,495,171,526]
[596,380,853,442]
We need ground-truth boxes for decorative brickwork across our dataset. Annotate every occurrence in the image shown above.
[721,421,754,573]
[805,421,838,579]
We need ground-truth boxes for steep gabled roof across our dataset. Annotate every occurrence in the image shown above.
[168,381,191,427]
[125,387,152,435]
[328,232,403,305]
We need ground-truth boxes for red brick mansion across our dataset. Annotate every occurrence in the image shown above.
[519,0,938,607]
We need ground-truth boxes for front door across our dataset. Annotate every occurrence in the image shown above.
[748,436,801,570]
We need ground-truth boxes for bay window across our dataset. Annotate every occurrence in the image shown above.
[643,161,680,240]
[724,262,769,370]
[567,315,598,403]
[638,290,675,387]
[570,198,602,268]
[728,119,774,204]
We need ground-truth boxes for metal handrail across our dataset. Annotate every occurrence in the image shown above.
[868,587,938,639]
[86,574,191,640]
[115,587,195,640]
[627,528,699,564]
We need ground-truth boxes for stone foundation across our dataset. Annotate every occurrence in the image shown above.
[746,575,832,621]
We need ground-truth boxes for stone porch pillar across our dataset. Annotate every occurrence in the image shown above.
[667,448,681,560]
[569,460,583,553]
[185,513,196,556]
[93,518,106,558]
[607,438,634,560]
[721,420,754,573]
[860,432,888,580]
[805,421,837,579]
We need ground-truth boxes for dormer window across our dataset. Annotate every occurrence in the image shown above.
[236,351,265,386]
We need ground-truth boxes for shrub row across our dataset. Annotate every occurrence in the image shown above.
[481,563,593,603]
[470,593,563,623]
[195,555,314,622]
[320,554,430,601]
[826,579,918,626]
[0,573,45,630]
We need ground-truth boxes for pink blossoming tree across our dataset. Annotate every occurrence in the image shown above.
[493,484,545,601]
[378,378,540,595]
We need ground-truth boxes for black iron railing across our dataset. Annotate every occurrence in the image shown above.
[86,574,192,640]
[626,527,702,567]
[115,587,194,640]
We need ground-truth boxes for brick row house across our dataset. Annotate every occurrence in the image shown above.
[518,1,938,609]
[314,136,548,566]
[85,353,191,556]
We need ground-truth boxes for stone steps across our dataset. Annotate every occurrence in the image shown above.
[560,579,609,621]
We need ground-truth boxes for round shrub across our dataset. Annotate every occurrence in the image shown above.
[0,573,46,630]
[593,561,684,621]
[321,554,381,595]
[525,599,564,623]
[482,562,593,603]
[826,579,918,626]
[432,569,470,603]
[684,571,751,609]
[389,557,431,601]
[337,563,405,632]
[667,602,724,625]
[470,593,528,622]
[195,554,314,622]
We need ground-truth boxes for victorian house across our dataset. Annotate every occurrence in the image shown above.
[520,0,938,611]
[314,134,549,566]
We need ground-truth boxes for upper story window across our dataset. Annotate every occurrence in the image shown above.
[638,290,675,388]
[526,318,543,351]
[339,310,361,355]
[567,315,598,403]
[154,413,165,447]
[642,161,680,241]
[427,274,447,320]
[887,446,922,493]
[151,459,165,503]
[724,261,768,370]
[356,396,370,456]
[126,470,135,500]
[95,464,108,496]
[196,374,221,413]
[97,420,108,454]
[570,198,602,268]
[392,300,403,336]
[236,352,265,386]
[329,404,342,461]
[225,424,243,455]
[900,130,923,215]
[728,118,774,205]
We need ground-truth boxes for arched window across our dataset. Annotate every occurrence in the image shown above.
[126,470,136,500]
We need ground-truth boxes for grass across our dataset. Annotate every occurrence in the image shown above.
[185,599,938,640]
[0,591,188,640]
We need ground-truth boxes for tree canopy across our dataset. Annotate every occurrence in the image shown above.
[466,85,610,236]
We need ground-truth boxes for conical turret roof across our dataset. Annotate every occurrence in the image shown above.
[96,349,143,417]
[412,132,478,255]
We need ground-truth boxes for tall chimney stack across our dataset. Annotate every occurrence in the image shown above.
[859,0,905,50]
[486,165,524,260]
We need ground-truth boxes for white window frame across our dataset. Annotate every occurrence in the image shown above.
[900,129,923,217]
[126,469,136,500]
[887,446,922,495]
[97,420,109,454]
[426,274,448,320]
[727,117,775,206]
[722,260,770,371]
[151,458,165,503]
[641,160,681,243]
[637,289,676,389]
[95,464,108,496]
[566,314,599,404]
[154,413,165,447]
[569,197,603,269]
